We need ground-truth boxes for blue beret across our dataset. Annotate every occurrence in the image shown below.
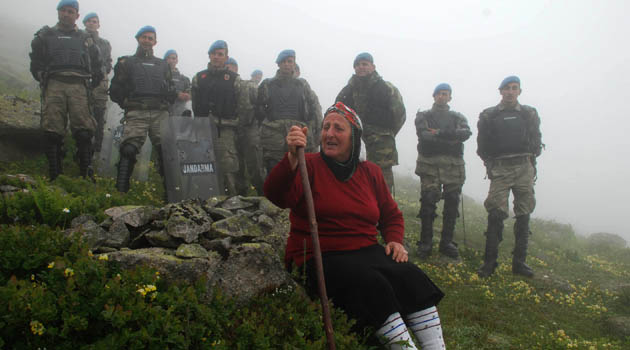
[82,12,98,23]
[353,52,374,67]
[135,25,156,39]
[251,69,262,76]
[209,40,228,54]
[499,75,520,89]
[57,0,78,11]
[225,57,238,66]
[276,49,295,64]
[163,50,177,60]
[433,83,452,96]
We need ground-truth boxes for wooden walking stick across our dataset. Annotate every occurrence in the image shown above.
[297,147,336,350]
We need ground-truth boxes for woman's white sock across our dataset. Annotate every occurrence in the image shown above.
[375,312,418,349]
[405,306,446,350]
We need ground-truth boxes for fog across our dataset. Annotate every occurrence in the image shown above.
[7,0,630,240]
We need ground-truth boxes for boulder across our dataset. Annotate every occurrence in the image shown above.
[0,95,46,162]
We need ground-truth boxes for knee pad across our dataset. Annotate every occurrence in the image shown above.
[488,209,507,222]
[120,143,139,158]
[421,190,441,205]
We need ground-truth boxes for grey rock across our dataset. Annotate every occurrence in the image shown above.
[199,237,232,258]
[106,247,221,290]
[210,242,294,303]
[176,243,209,259]
[257,214,275,228]
[258,197,282,217]
[104,218,131,248]
[220,195,255,210]
[145,230,181,248]
[205,207,234,221]
[65,219,108,249]
[0,185,19,192]
[104,205,157,228]
[99,217,114,230]
[208,214,263,240]
[164,200,214,243]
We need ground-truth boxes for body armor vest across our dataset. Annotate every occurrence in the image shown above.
[340,77,392,129]
[486,109,530,157]
[43,28,90,74]
[419,110,464,156]
[268,78,305,121]
[127,56,169,99]
[195,70,237,118]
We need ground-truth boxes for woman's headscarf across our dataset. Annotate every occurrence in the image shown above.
[320,102,365,182]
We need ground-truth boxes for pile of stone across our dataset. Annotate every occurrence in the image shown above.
[65,195,293,303]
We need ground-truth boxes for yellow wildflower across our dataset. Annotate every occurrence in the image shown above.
[98,254,109,261]
[64,268,74,277]
[47,262,55,269]
[30,320,45,336]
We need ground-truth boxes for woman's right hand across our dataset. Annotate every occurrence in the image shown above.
[287,126,308,170]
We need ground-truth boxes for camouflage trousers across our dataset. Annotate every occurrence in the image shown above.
[214,125,240,196]
[120,109,168,151]
[260,119,317,174]
[41,77,96,136]
[484,156,536,217]
[416,155,466,198]
[236,124,264,195]
[363,130,399,193]
[92,78,109,152]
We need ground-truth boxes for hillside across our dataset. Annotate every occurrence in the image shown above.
[0,15,40,97]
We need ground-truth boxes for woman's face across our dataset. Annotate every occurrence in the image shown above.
[321,113,352,162]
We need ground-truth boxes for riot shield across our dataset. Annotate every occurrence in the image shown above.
[96,101,152,181]
[160,116,222,203]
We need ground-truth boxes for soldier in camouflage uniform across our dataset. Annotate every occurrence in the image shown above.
[82,12,111,154]
[191,40,254,195]
[256,49,322,174]
[109,25,176,193]
[336,52,406,194]
[476,76,542,278]
[29,0,103,180]
[163,49,191,117]
[415,83,472,260]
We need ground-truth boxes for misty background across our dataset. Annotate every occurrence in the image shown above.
[2,0,629,240]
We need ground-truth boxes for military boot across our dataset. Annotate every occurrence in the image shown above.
[477,211,505,278]
[513,214,534,277]
[74,130,94,179]
[416,194,437,259]
[439,191,460,259]
[153,144,169,203]
[44,133,63,181]
[116,143,138,193]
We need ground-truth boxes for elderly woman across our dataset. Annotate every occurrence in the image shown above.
[264,102,446,350]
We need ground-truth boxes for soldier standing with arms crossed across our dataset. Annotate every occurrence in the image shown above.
[109,26,175,193]
[476,76,542,278]
[336,52,406,194]
[163,49,191,117]
[30,0,103,180]
[415,83,472,260]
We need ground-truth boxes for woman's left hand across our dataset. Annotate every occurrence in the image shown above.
[385,242,408,263]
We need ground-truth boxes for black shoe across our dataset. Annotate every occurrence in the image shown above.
[439,242,460,259]
[417,242,432,259]
[512,262,534,277]
[477,261,498,278]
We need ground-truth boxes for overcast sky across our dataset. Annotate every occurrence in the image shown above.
[8,0,630,240]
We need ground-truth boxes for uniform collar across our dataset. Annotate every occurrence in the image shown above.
[498,101,522,111]
[431,103,450,111]
[54,23,78,32]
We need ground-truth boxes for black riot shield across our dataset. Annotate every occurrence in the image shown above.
[160,116,222,203]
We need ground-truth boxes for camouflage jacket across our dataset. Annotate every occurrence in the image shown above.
[30,23,103,84]
[255,71,322,139]
[87,30,112,75]
[415,103,471,158]
[335,71,406,138]
[191,64,253,127]
[109,47,175,111]
[477,102,542,162]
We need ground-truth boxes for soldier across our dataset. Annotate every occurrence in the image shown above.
[250,69,263,85]
[415,83,472,260]
[163,49,191,117]
[82,12,111,156]
[29,0,103,180]
[191,40,253,195]
[109,25,175,193]
[256,49,322,174]
[225,57,238,73]
[476,76,542,278]
[336,52,406,194]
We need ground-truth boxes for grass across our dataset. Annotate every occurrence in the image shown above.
[1,142,629,349]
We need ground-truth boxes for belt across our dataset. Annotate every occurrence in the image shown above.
[493,156,530,166]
